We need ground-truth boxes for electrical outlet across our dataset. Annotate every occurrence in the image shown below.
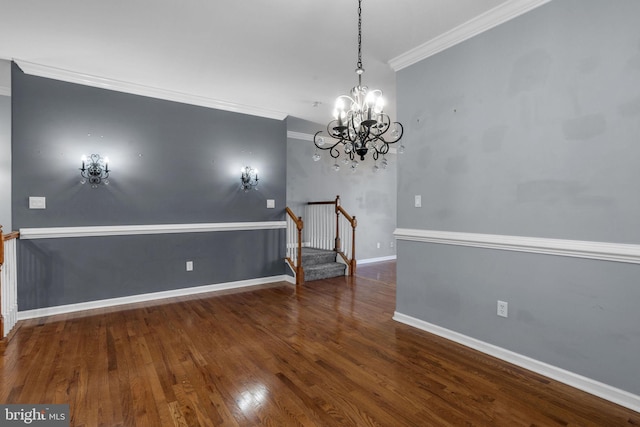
[390,241,394,248]
[414,195,422,208]
[186,261,193,271]
[376,242,381,249]
[497,300,508,318]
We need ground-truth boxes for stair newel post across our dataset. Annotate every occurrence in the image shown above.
[296,216,304,285]
[350,216,357,277]
[0,225,4,265]
[334,195,341,253]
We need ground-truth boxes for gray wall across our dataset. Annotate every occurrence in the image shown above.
[12,63,286,310]
[396,0,640,395]
[0,59,10,231]
[286,116,397,262]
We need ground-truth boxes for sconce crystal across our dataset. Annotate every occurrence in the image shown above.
[80,154,110,188]
[240,166,259,192]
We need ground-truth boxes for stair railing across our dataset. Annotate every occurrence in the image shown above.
[336,201,357,276]
[285,207,304,285]
[1,225,20,340]
[306,196,357,276]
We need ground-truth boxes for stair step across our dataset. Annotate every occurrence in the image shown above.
[304,262,347,281]
[301,248,337,267]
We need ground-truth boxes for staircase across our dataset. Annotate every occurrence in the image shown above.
[286,196,357,285]
[301,248,347,281]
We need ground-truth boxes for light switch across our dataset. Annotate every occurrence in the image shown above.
[414,195,422,208]
[267,199,275,209]
[29,196,46,209]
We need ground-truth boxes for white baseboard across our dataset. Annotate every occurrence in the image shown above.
[358,255,397,265]
[393,312,640,413]
[17,275,292,320]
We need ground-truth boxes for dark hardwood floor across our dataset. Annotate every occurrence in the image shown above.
[1,261,639,426]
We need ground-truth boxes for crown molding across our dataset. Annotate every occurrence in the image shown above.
[287,131,314,141]
[20,221,287,240]
[389,0,553,71]
[14,60,288,120]
[394,228,640,265]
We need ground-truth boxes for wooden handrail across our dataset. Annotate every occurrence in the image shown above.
[285,207,303,229]
[307,200,336,206]
[336,205,355,225]
[4,232,19,240]
[0,229,19,266]
[285,208,304,285]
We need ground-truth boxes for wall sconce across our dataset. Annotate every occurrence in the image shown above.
[80,154,110,188]
[240,166,258,192]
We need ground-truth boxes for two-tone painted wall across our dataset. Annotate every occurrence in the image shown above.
[11,63,287,314]
[395,0,640,410]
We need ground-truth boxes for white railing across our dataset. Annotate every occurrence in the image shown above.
[305,196,357,276]
[1,227,19,339]
[304,202,336,251]
[338,213,354,259]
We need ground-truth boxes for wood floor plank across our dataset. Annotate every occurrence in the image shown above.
[1,261,639,426]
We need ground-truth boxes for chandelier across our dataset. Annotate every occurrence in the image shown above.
[313,0,404,171]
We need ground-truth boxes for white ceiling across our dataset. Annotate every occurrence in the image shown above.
[1,0,545,124]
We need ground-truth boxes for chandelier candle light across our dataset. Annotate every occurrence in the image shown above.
[313,0,404,172]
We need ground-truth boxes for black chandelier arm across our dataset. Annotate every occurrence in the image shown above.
[370,121,391,136]
[392,121,404,142]
[374,141,391,155]
[368,122,403,144]
[314,131,345,159]
[326,121,348,140]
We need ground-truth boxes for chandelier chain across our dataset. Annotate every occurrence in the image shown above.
[356,0,363,73]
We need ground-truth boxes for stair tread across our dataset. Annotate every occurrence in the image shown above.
[301,248,335,255]
[304,261,346,281]
[301,248,338,267]
[297,247,346,281]
[304,262,345,271]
